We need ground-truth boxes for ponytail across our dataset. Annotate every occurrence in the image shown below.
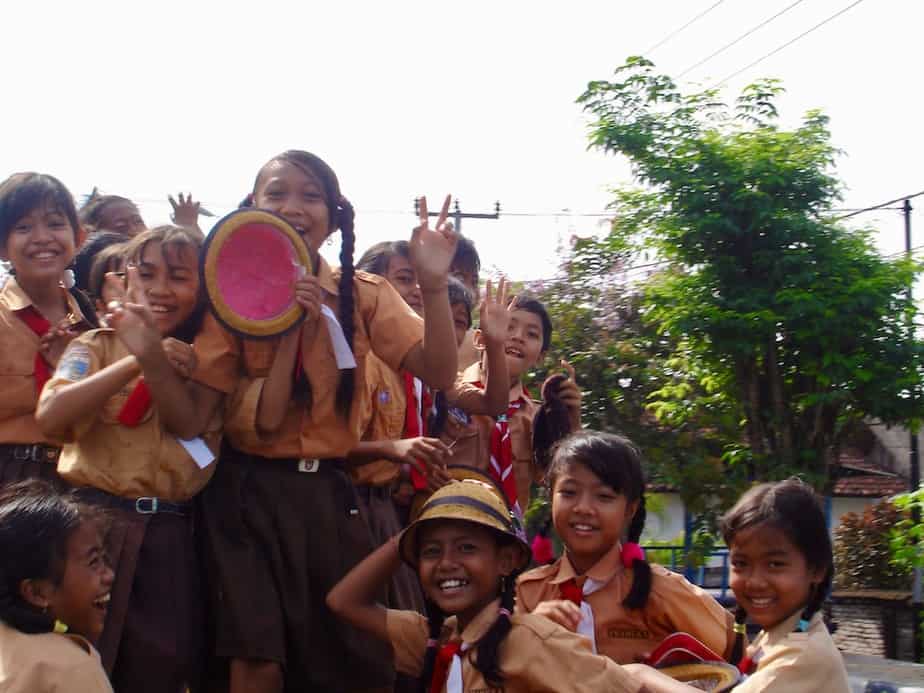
[334,197,356,419]
[730,605,748,665]
[532,373,574,474]
[622,493,652,609]
[68,286,100,329]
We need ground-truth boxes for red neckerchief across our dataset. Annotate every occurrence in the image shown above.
[476,381,529,510]
[559,577,584,606]
[404,371,432,491]
[429,640,461,693]
[117,379,152,427]
[15,306,53,395]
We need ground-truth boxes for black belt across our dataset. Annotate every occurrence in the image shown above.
[75,488,192,517]
[0,443,60,463]
[249,456,345,474]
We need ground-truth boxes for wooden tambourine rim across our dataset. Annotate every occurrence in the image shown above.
[656,662,740,692]
[201,209,313,339]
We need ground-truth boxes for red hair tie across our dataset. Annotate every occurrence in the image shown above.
[621,542,645,568]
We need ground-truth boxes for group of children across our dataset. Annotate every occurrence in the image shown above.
[0,155,852,692]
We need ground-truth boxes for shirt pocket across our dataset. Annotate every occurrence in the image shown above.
[0,349,37,420]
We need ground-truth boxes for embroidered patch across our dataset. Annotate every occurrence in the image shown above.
[55,345,91,382]
[378,390,390,404]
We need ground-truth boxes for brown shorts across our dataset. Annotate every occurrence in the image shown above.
[199,444,394,691]
[77,491,203,693]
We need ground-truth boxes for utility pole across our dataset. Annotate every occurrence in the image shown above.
[906,197,923,663]
[413,198,501,234]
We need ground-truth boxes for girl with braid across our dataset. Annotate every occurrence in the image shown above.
[327,478,642,692]
[185,150,461,692]
[517,431,736,664]
[625,478,850,691]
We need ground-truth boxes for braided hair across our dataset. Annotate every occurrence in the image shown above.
[248,151,357,419]
[417,540,523,692]
[546,430,653,609]
[722,478,833,664]
[0,480,85,634]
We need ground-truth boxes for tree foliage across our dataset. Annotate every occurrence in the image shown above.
[576,57,924,488]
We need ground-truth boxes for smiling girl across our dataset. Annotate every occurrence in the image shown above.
[625,479,850,692]
[0,479,114,692]
[517,431,736,664]
[36,225,214,692]
[327,478,643,692]
[0,173,97,487]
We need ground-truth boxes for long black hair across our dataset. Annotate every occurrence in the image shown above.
[0,480,87,634]
[245,150,357,419]
[546,430,652,609]
[722,478,833,664]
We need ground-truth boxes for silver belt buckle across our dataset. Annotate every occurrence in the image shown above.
[297,459,319,473]
[135,497,159,514]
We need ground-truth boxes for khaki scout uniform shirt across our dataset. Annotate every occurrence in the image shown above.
[351,352,406,486]
[0,278,89,444]
[385,598,642,692]
[516,543,736,664]
[42,329,221,501]
[0,620,113,692]
[193,259,424,460]
[445,363,539,510]
[735,611,850,692]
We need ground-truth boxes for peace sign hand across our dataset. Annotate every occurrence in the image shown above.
[108,265,163,363]
[409,195,458,291]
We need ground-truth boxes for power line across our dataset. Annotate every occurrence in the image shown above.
[711,0,867,87]
[678,0,807,78]
[643,1,726,56]
[836,190,924,221]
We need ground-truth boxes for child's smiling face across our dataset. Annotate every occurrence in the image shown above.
[503,308,544,380]
[417,519,516,630]
[254,160,331,256]
[551,461,638,575]
[135,241,199,337]
[1,203,79,287]
[38,521,113,642]
[729,522,824,630]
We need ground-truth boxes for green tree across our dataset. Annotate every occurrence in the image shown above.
[576,57,923,488]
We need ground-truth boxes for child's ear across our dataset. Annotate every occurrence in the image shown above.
[18,577,53,611]
[625,499,640,524]
[75,225,88,248]
[497,544,519,577]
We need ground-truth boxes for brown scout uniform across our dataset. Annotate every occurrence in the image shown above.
[0,277,89,483]
[516,542,737,664]
[385,597,643,693]
[42,328,221,692]
[192,259,425,691]
[445,362,539,511]
[0,620,113,693]
[735,611,850,692]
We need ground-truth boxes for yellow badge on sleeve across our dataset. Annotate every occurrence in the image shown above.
[55,344,91,382]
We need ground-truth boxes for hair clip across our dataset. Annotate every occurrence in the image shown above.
[498,608,512,619]
[621,542,645,568]
[733,622,747,635]
[53,619,69,634]
[797,618,809,632]
[426,638,439,648]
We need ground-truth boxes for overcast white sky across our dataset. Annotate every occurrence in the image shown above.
[3,0,921,279]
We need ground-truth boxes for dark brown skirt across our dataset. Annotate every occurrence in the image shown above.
[198,443,394,691]
[80,493,203,693]
[0,444,64,488]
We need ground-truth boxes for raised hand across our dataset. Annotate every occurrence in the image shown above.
[169,192,201,228]
[478,277,511,346]
[390,436,453,491]
[293,265,322,326]
[533,599,583,631]
[108,265,163,362]
[409,195,458,291]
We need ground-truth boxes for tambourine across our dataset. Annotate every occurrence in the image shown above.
[656,662,740,692]
[201,209,313,338]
